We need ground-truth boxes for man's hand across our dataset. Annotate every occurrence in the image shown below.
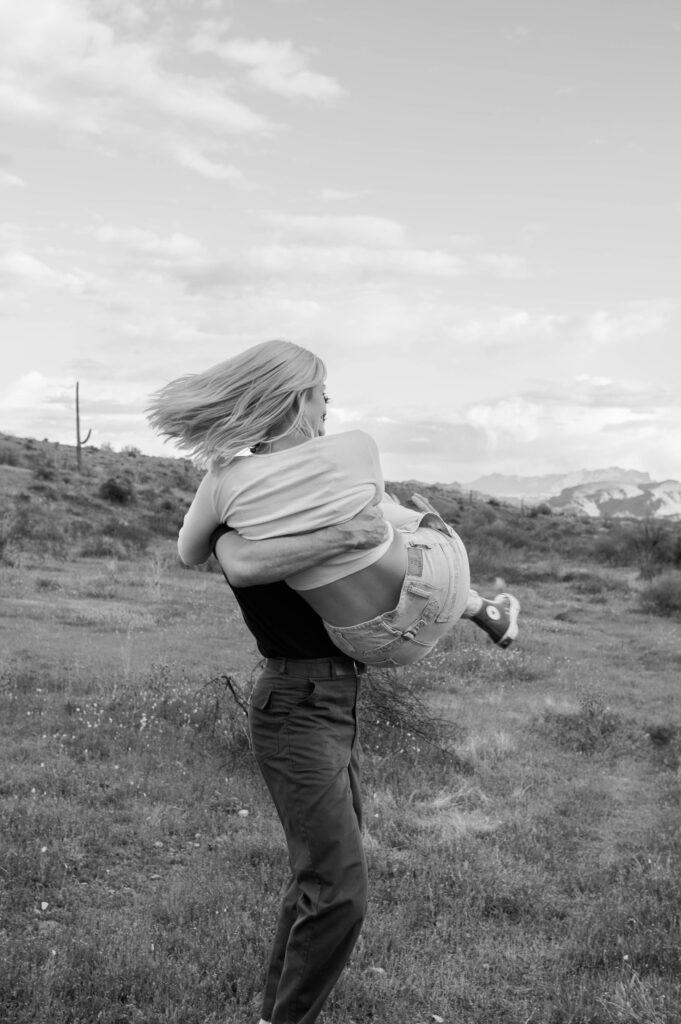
[329,503,390,550]
[215,503,389,588]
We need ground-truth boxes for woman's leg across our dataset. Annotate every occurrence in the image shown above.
[324,526,471,667]
[389,494,520,648]
[461,592,520,647]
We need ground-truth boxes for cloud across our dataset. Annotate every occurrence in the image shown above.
[0,249,94,293]
[584,306,668,343]
[95,224,205,261]
[477,252,529,279]
[261,212,407,247]
[2,371,72,412]
[453,309,565,342]
[192,30,346,102]
[0,79,51,118]
[0,170,25,187]
[0,1,274,136]
[455,378,681,478]
[176,244,464,290]
[251,244,463,279]
[331,415,489,462]
[169,141,248,183]
[466,396,545,445]
[1,369,153,449]
[166,212,468,291]
[321,188,360,202]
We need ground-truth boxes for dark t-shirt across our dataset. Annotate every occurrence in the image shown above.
[225,576,341,659]
[211,525,340,659]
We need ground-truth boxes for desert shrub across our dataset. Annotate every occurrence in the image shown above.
[540,692,621,755]
[561,570,610,596]
[357,668,463,765]
[35,577,61,591]
[592,526,633,567]
[99,476,136,505]
[1,497,70,557]
[0,445,22,467]
[594,519,681,577]
[528,502,553,517]
[29,481,58,498]
[103,519,152,552]
[0,515,13,563]
[79,536,129,559]
[145,510,182,538]
[33,461,57,481]
[639,573,681,618]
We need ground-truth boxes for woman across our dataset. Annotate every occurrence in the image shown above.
[147,339,519,666]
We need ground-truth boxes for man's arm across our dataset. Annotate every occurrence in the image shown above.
[214,504,389,587]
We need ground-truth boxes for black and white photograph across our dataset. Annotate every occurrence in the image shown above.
[1,2,680,1022]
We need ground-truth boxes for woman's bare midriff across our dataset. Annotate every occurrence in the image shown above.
[298,530,408,627]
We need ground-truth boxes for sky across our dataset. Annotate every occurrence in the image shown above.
[1,0,680,484]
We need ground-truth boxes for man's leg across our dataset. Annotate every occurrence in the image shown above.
[249,659,367,1024]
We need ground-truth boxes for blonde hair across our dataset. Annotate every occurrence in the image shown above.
[146,340,326,466]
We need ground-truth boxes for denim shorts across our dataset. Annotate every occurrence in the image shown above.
[323,526,470,668]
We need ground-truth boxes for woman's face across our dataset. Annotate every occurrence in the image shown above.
[302,383,328,436]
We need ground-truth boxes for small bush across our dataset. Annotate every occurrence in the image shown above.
[33,462,57,481]
[639,573,681,618]
[541,693,621,755]
[79,537,129,559]
[528,502,553,517]
[594,519,681,577]
[145,510,182,538]
[35,577,61,592]
[102,519,152,553]
[0,445,22,467]
[99,476,136,505]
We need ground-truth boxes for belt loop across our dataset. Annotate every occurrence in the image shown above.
[407,545,424,577]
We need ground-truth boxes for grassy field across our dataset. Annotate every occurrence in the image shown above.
[1,436,680,1023]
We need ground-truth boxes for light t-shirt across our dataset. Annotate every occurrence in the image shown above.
[177,430,399,590]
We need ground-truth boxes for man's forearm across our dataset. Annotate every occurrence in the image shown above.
[215,525,356,587]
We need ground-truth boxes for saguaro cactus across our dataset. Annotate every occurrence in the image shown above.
[75,380,92,472]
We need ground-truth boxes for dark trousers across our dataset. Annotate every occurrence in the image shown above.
[249,657,368,1024]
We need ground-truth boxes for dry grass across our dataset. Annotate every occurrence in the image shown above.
[1,434,681,1023]
[1,545,680,1024]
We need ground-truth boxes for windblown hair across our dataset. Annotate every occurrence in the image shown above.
[146,340,326,466]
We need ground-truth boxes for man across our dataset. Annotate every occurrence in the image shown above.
[212,504,388,1024]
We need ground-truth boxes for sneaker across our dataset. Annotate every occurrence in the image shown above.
[471,594,520,648]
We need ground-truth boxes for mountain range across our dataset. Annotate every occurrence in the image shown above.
[547,479,681,520]
[457,468,681,520]
[462,467,653,500]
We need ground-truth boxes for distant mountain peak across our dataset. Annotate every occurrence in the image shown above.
[463,468,652,499]
[548,479,681,520]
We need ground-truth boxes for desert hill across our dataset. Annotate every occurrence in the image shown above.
[548,479,681,521]
[464,467,653,500]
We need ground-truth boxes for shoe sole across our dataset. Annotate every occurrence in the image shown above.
[495,594,520,648]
